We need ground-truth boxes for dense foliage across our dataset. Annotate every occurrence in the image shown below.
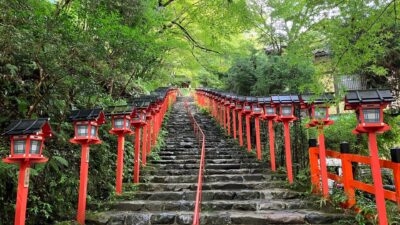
[1,0,399,224]
[0,0,253,224]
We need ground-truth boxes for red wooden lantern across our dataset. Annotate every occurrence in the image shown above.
[130,98,151,184]
[345,90,393,134]
[68,107,105,225]
[344,89,394,225]
[242,97,253,115]
[224,94,233,135]
[105,105,135,195]
[69,108,105,145]
[236,96,246,146]
[301,93,334,198]
[272,95,299,184]
[251,97,263,160]
[243,97,254,152]
[259,97,277,171]
[301,93,334,127]
[2,118,53,225]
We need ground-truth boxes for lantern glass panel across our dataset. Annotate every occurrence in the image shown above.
[14,140,26,154]
[90,126,97,137]
[363,108,380,123]
[114,118,124,129]
[314,107,327,120]
[282,106,292,116]
[77,125,88,136]
[236,104,242,109]
[126,119,131,128]
[266,107,275,115]
[244,105,251,110]
[253,105,262,113]
[30,140,41,154]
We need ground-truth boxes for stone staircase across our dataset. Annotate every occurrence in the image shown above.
[87,97,354,225]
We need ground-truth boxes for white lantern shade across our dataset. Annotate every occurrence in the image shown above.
[265,107,275,115]
[126,119,131,128]
[113,118,124,129]
[30,140,41,154]
[314,107,327,120]
[77,125,89,137]
[253,105,262,113]
[90,125,97,137]
[281,106,292,116]
[363,108,380,123]
[14,140,26,155]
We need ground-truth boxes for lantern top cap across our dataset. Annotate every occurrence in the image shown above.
[237,96,246,102]
[257,97,271,104]
[245,96,257,103]
[271,95,300,104]
[105,105,135,116]
[301,93,334,104]
[69,108,105,124]
[345,89,394,104]
[130,98,151,109]
[2,118,52,137]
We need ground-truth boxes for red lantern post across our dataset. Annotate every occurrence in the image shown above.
[273,95,299,184]
[242,97,253,152]
[224,95,232,136]
[345,89,394,225]
[251,97,264,160]
[2,118,53,225]
[261,97,277,171]
[229,96,237,139]
[236,96,245,146]
[301,93,334,198]
[106,105,135,195]
[69,108,105,224]
[130,98,150,184]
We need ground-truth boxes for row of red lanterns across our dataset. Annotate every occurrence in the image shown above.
[195,88,394,225]
[1,88,178,225]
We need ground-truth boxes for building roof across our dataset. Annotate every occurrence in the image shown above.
[3,118,52,136]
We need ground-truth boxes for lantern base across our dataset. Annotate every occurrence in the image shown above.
[2,156,48,164]
[69,138,102,145]
[109,129,134,136]
[352,124,390,134]
[306,119,334,128]
[277,116,297,123]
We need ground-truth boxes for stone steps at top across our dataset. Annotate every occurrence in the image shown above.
[87,210,351,225]
[86,96,355,225]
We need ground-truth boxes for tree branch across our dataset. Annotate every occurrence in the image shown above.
[171,21,221,54]
[159,0,175,7]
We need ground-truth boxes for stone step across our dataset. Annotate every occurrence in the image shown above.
[149,158,262,164]
[159,155,255,160]
[142,168,266,175]
[134,181,286,192]
[106,199,313,213]
[87,210,350,225]
[154,163,264,170]
[158,151,251,156]
[140,174,284,183]
[118,189,304,201]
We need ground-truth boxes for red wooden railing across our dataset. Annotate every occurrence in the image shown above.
[309,146,400,208]
[184,99,206,225]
